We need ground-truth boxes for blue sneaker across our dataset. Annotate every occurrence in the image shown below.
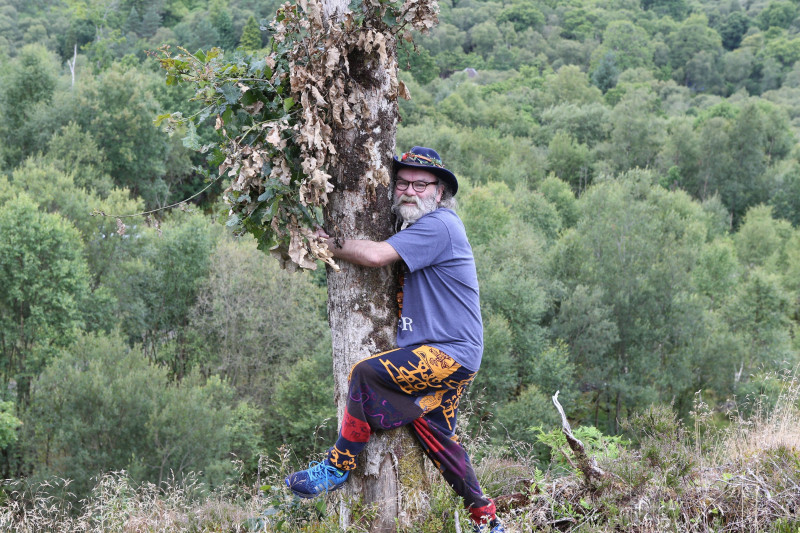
[285,460,349,498]
[473,518,505,533]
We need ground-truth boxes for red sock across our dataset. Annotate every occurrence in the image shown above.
[469,500,497,524]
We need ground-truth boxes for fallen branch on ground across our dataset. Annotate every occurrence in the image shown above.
[552,390,606,485]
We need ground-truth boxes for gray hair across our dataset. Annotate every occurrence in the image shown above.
[438,184,458,211]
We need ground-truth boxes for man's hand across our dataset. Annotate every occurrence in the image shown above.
[314,227,331,243]
[316,227,399,267]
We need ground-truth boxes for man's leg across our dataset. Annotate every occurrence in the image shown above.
[408,383,499,528]
[328,346,428,470]
[287,346,429,497]
[411,418,491,508]
[287,342,500,528]
[331,344,499,527]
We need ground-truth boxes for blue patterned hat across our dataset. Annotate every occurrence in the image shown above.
[393,146,458,195]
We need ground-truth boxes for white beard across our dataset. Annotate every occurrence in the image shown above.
[392,194,438,227]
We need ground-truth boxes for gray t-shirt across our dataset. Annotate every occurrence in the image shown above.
[386,209,484,371]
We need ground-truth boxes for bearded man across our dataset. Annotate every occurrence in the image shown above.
[286,146,504,533]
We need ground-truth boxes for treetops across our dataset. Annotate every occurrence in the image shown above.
[0,0,799,503]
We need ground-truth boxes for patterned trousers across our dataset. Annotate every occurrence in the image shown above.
[326,345,492,510]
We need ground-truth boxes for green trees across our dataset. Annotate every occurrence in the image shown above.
[641,0,688,20]
[469,20,502,59]
[551,173,716,428]
[268,352,336,456]
[26,331,261,496]
[44,122,114,193]
[591,52,620,92]
[0,44,59,167]
[69,66,173,205]
[542,66,603,107]
[719,11,749,50]
[497,2,544,33]
[0,194,91,403]
[8,157,143,298]
[0,0,799,514]
[547,131,591,191]
[461,182,567,418]
[239,15,261,50]
[398,41,437,84]
[0,401,22,450]
[603,88,666,173]
[755,1,797,31]
[544,174,799,429]
[714,101,793,223]
[666,14,723,86]
[111,213,213,376]
[189,236,331,419]
[210,0,236,49]
[592,20,654,73]
[769,162,800,226]
[723,268,792,381]
[653,99,795,225]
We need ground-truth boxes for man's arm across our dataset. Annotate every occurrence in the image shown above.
[317,229,400,267]
[332,239,400,267]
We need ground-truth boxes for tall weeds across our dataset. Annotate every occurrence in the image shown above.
[498,366,800,532]
[0,471,262,532]
[721,366,800,461]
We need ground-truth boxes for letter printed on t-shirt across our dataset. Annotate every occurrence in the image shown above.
[400,316,413,332]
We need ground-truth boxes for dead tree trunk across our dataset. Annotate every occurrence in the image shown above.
[322,1,429,530]
[552,391,606,485]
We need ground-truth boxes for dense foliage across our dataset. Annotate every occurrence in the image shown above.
[0,0,799,517]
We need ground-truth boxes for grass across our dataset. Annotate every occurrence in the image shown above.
[1,369,798,532]
[0,470,265,532]
[494,367,800,533]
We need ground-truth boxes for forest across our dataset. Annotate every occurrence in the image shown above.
[0,0,799,530]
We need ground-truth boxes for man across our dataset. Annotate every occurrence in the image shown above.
[285,146,504,533]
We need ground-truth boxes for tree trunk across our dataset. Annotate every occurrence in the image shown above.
[68,43,77,88]
[322,2,428,531]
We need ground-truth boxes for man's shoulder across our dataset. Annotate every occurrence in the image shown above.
[416,209,470,248]
[424,208,462,225]
[432,207,459,218]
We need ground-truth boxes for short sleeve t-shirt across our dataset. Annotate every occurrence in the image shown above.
[386,209,483,371]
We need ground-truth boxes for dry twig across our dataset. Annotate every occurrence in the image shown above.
[552,391,606,485]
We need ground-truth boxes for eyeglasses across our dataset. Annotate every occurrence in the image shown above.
[395,179,439,192]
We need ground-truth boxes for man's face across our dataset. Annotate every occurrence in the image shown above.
[392,168,443,224]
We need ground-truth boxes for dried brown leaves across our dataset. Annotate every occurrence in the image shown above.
[400,0,439,32]
[268,216,339,272]
[363,138,391,194]
[224,0,439,270]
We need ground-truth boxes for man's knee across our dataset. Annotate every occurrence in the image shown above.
[349,358,379,384]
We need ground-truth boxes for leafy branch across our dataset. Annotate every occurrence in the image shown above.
[156,0,439,271]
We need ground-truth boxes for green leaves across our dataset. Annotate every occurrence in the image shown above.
[0,401,22,449]
[25,331,261,496]
[156,3,340,270]
[226,213,240,227]
[182,120,202,150]
[219,82,241,105]
[0,193,92,402]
